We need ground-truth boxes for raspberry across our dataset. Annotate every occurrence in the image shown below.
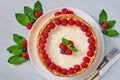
[40,49,45,54]
[35,11,42,18]
[40,44,45,49]
[56,66,62,72]
[101,22,108,28]
[68,40,74,46]
[67,10,73,14]
[86,31,92,37]
[22,52,29,59]
[55,19,61,25]
[22,40,27,47]
[83,57,90,63]
[43,33,48,38]
[65,48,72,55]
[81,25,88,32]
[41,38,46,44]
[55,11,61,16]
[68,19,75,25]
[62,69,68,75]
[74,64,80,71]
[88,37,95,44]
[61,19,68,26]
[81,62,87,68]
[61,8,68,14]
[45,58,51,65]
[59,43,67,50]
[45,27,51,33]
[88,44,95,50]
[75,20,81,26]
[87,50,94,57]
[26,22,33,29]
[49,63,56,69]
[48,22,55,29]
[43,53,48,59]
[68,68,74,74]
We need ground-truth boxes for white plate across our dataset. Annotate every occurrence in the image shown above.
[28,7,104,80]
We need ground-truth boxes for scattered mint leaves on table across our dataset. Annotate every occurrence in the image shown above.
[99,9,119,37]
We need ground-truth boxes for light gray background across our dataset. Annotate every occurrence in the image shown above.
[0,0,120,80]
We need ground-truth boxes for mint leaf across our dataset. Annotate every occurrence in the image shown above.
[15,13,30,26]
[69,47,78,52]
[13,34,25,45]
[8,55,26,64]
[107,20,116,29]
[106,29,119,37]
[34,1,43,12]
[24,6,36,20]
[99,9,107,22]
[62,38,69,46]
[7,45,22,55]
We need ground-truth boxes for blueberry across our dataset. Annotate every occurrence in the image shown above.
[60,50,64,54]
[102,30,107,34]
[22,47,27,52]
[99,20,103,25]
[30,19,35,24]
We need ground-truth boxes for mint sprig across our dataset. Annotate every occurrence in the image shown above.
[62,38,78,52]
[34,1,43,12]
[99,9,119,37]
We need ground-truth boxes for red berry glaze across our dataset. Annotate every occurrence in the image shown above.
[49,63,56,69]
[88,37,95,44]
[35,11,42,18]
[81,25,88,32]
[68,40,74,46]
[68,68,74,74]
[75,20,81,26]
[61,19,68,26]
[68,19,75,25]
[62,69,68,75]
[26,23,33,29]
[74,64,80,71]
[55,19,61,25]
[22,52,29,59]
[43,53,48,59]
[61,8,68,14]
[45,58,51,65]
[86,31,92,37]
[65,48,72,55]
[101,22,108,28]
[81,62,87,68]
[48,22,55,29]
[87,50,94,57]
[55,11,61,16]
[56,66,62,72]
[83,57,90,63]
[22,40,27,47]
[59,43,67,50]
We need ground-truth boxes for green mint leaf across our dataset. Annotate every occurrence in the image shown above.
[8,55,26,64]
[62,38,69,46]
[13,34,26,45]
[7,45,22,55]
[107,20,116,29]
[69,46,78,52]
[15,13,30,26]
[99,9,107,22]
[24,6,36,20]
[105,29,119,37]
[34,1,43,12]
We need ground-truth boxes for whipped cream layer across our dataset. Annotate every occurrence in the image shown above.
[45,25,89,69]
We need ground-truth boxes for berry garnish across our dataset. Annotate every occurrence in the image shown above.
[67,10,73,14]
[22,40,27,47]
[68,19,75,25]
[45,58,51,65]
[88,37,95,44]
[26,22,33,29]
[81,25,88,32]
[68,68,74,74]
[56,66,61,72]
[48,22,55,29]
[81,62,87,68]
[49,63,56,69]
[59,43,67,50]
[87,50,94,57]
[65,48,72,55]
[43,53,48,59]
[61,19,68,26]
[30,19,35,24]
[55,19,61,25]
[43,33,48,38]
[86,31,92,37]
[75,20,81,26]
[22,47,27,52]
[62,69,68,75]
[61,8,68,14]
[88,44,95,50]
[74,64,80,71]
[60,50,65,54]
[45,27,51,33]
[83,57,90,63]
[40,44,45,49]
[22,52,29,59]
[55,11,61,16]
[68,40,74,46]
[40,49,45,54]
[101,22,108,28]
[41,38,46,44]
[35,11,42,18]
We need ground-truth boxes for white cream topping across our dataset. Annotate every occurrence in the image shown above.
[45,25,89,69]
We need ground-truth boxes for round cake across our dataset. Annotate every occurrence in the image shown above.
[37,8,97,77]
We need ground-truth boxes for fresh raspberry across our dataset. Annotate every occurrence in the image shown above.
[74,64,80,71]
[35,11,42,18]
[68,19,75,25]
[59,43,67,50]
[81,25,88,32]
[40,49,45,54]
[88,37,95,44]
[43,33,48,38]
[61,19,68,26]
[40,44,45,49]
[49,63,56,69]
[67,10,73,14]
[22,52,29,59]
[88,44,95,50]
[45,27,51,33]
[22,40,27,47]
[87,50,94,57]
[43,53,48,59]
[56,66,62,72]
[55,11,61,16]
[61,8,68,14]
[68,68,74,74]
[62,69,68,75]
[55,19,61,25]
[48,22,55,29]
[26,22,33,29]
[41,38,46,44]
[81,62,87,68]
[68,40,74,46]
[86,31,92,37]
[101,22,108,28]
[45,58,51,65]
[83,57,90,63]
[75,20,81,26]
[65,48,72,55]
